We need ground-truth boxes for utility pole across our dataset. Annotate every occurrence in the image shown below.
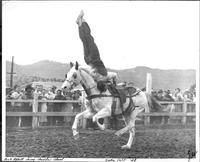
[146,73,152,94]
[7,56,16,89]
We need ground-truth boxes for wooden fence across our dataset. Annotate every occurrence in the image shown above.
[141,101,196,125]
[6,99,83,129]
[6,99,196,129]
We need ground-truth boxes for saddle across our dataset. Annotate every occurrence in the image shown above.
[108,84,137,102]
[107,83,140,115]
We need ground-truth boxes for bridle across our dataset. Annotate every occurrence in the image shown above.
[64,69,97,96]
[64,79,76,91]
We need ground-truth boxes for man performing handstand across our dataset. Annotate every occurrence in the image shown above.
[76,10,117,87]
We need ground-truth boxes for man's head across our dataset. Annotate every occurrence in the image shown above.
[97,81,107,93]
[152,91,157,97]
[157,89,163,97]
[42,89,47,95]
[57,89,62,95]
[90,67,107,82]
[175,88,181,93]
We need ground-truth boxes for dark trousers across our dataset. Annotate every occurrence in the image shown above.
[78,22,107,76]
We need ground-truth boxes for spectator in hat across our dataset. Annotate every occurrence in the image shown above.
[53,89,66,125]
[10,86,21,99]
[173,88,184,101]
[183,90,193,102]
[155,89,164,101]
[46,87,56,100]
[162,90,174,101]
[63,88,73,100]
[18,84,34,127]
[151,90,158,98]
[24,84,34,99]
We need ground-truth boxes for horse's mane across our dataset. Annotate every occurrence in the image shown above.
[79,66,93,77]
[78,66,98,95]
[78,66,96,84]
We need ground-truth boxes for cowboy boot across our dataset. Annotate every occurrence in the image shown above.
[76,10,84,26]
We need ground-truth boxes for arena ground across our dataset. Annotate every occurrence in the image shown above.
[6,125,195,158]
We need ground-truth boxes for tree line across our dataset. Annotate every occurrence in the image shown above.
[6,75,65,87]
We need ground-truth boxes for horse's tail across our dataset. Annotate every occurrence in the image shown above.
[145,93,163,112]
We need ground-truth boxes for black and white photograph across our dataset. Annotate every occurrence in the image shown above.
[2,1,199,161]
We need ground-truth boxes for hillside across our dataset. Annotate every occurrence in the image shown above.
[6,60,196,91]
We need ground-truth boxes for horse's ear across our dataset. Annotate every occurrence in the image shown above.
[75,61,79,70]
[70,62,74,68]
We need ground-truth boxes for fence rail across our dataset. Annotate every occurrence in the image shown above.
[6,99,80,103]
[6,99,196,129]
[6,112,78,116]
[6,112,196,117]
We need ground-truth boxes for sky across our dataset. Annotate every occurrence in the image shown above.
[2,1,199,70]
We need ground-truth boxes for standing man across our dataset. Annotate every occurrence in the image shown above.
[54,89,66,126]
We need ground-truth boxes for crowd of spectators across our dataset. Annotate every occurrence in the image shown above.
[6,84,82,101]
[151,88,196,102]
[6,84,82,127]
[7,83,196,103]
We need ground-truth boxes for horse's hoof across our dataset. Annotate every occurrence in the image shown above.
[72,129,79,140]
[74,133,79,140]
[99,125,105,131]
[121,145,131,150]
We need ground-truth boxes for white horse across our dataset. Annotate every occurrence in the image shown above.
[62,62,161,149]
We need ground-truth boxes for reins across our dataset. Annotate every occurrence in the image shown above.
[86,89,142,100]
[86,94,113,100]
[77,68,142,102]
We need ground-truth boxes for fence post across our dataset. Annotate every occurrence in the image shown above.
[144,105,150,125]
[81,91,87,129]
[32,94,38,129]
[182,102,187,125]
[161,116,165,125]
[104,117,109,129]
[145,73,152,125]
[146,73,152,94]
[82,102,87,129]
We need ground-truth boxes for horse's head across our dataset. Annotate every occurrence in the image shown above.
[62,61,82,90]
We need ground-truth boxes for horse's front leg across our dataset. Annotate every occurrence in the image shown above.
[72,109,93,139]
[92,108,111,130]
[72,111,86,137]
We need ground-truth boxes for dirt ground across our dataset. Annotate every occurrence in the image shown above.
[6,126,195,158]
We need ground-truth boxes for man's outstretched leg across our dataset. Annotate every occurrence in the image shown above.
[76,11,107,78]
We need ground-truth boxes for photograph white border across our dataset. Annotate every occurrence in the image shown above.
[2,1,200,162]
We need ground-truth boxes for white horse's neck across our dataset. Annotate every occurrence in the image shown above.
[79,68,99,95]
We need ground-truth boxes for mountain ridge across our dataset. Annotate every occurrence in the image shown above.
[6,60,196,91]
